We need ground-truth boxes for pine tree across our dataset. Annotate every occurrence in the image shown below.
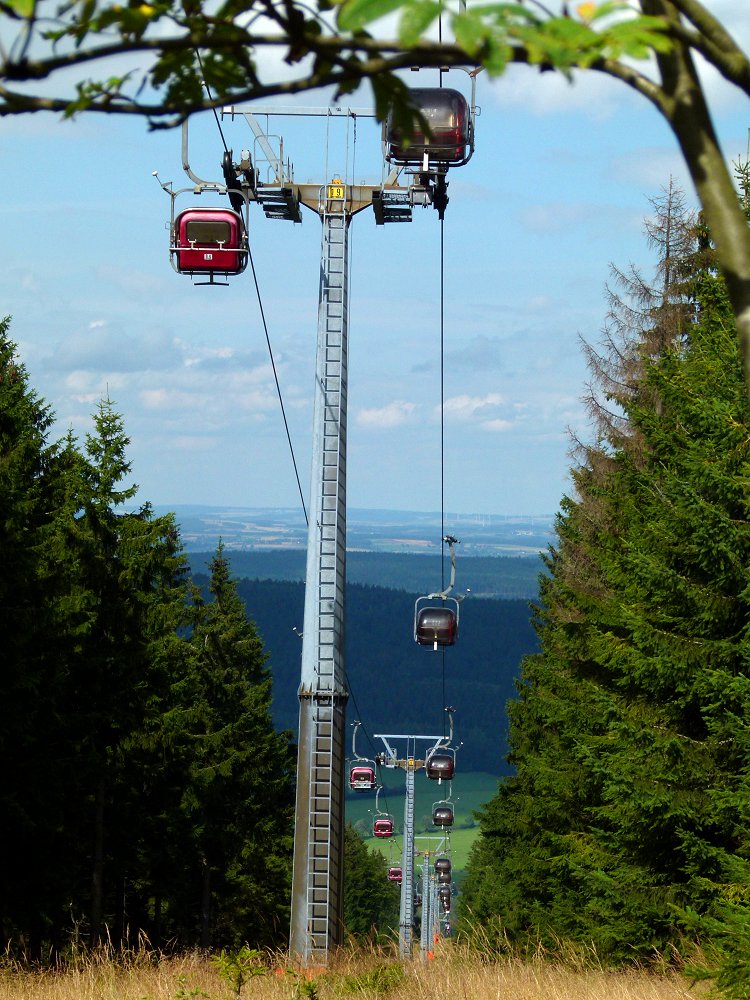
[0,317,67,949]
[343,824,400,941]
[33,398,191,948]
[168,543,296,949]
[462,186,750,964]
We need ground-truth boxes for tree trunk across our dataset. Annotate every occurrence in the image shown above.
[200,861,211,950]
[90,778,106,948]
[648,0,750,392]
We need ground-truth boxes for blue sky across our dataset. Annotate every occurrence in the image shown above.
[2,3,748,519]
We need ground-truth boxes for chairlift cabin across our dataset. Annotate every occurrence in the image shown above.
[432,803,454,828]
[350,765,376,791]
[373,817,395,838]
[434,857,452,874]
[388,866,403,883]
[438,885,452,910]
[414,601,459,649]
[172,207,248,280]
[437,870,452,884]
[426,751,455,782]
[385,88,472,166]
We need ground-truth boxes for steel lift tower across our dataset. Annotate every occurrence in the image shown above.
[162,92,474,966]
[375,715,455,959]
[219,103,454,965]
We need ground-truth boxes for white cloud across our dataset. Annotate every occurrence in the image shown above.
[356,400,417,428]
[480,418,514,432]
[439,393,504,421]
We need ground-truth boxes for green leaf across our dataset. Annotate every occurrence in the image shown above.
[397,0,441,47]
[452,11,489,57]
[5,0,35,16]
[336,0,406,33]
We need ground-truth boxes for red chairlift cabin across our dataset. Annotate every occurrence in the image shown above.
[350,765,376,791]
[373,817,395,838]
[426,752,455,782]
[388,866,403,883]
[173,206,247,278]
[433,804,454,828]
[385,88,471,166]
[415,604,457,648]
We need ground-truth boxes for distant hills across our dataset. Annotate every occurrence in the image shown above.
[173,505,551,600]
[161,505,555,559]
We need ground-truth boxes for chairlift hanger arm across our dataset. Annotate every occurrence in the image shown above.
[426,535,462,600]
[428,707,455,756]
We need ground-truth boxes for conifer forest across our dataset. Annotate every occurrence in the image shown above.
[3,176,750,996]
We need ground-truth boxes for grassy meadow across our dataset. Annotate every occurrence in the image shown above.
[0,945,705,1000]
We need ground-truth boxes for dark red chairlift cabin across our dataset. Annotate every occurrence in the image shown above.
[437,870,452,884]
[434,857,452,874]
[438,885,452,910]
[385,88,472,166]
[373,817,395,838]
[414,535,463,650]
[388,866,403,883]
[426,752,455,782]
[433,803,454,828]
[350,765,377,792]
[415,605,457,648]
[172,206,248,281]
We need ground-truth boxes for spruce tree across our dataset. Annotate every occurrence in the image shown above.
[171,543,295,948]
[462,186,750,964]
[343,824,400,941]
[0,317,66,949]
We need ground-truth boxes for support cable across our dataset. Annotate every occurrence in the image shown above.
[247,248,309,525]
[440,215,448,735]
[199,63,309,525]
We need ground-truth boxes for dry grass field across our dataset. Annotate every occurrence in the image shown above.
[0,944,707,1000]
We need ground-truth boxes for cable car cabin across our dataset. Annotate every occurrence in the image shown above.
[426,752,455,782]
[437,870,452,884]
[435,857,452,874]
[373,817,394,838]
[415,606,457,649]
[438,886,452,910]
[388,866,403,883]
[350,765,376,791]
[433,804,454,827]
[385,88,471,166]
[173,207,247,277]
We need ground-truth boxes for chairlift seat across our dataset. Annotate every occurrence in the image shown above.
[416,607,457,647]
[385,88,471,165]
[433,805,454,827]
[426,753,455,781]
[350,765,376,791]
[174,207,246,275]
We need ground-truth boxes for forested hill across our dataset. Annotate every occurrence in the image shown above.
[188,549,544,599]
[190,573,538,774]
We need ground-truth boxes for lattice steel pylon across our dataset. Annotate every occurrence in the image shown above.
[289,183,352,965]
[205,102,471,966]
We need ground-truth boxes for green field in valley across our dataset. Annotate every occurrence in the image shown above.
[345,771,499,874]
